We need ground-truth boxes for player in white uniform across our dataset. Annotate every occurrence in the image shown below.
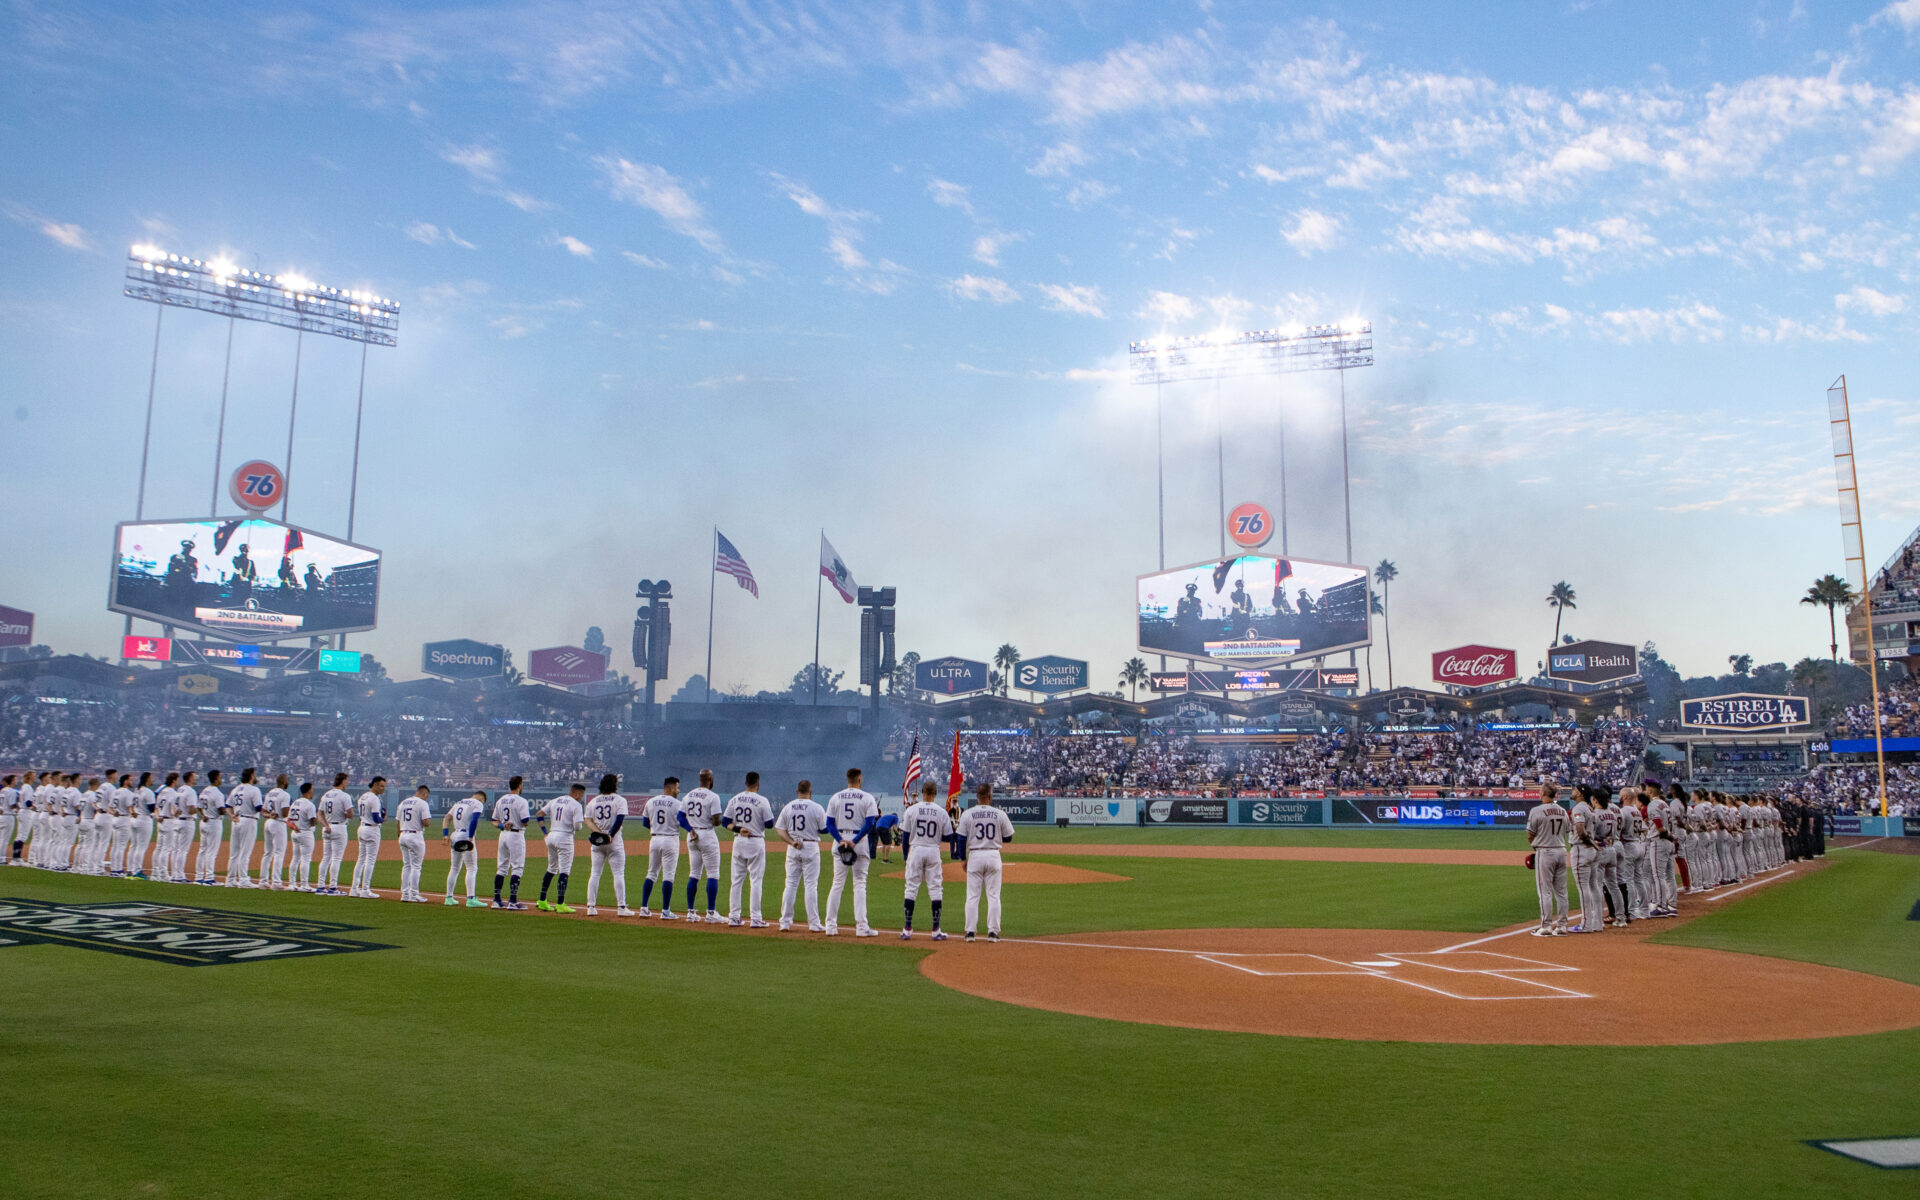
[157,773,187,881]
[125,772,157,879]
[61,775,86,870]
[774,782,827,932]
[286,783,319,891]
[106,773,135,876]
[639,778,682,919]
[537,784,587,913]
[260,774,292,888]
[678,770,725,922]
[0,775,18,867]
[317,773,355,894]
[899,782,955,940]
[395,785,433,902]
[581,774,633,917]
[441,791,489,907]
[492,776,541,909]
[1525,782,1570,936]
[194,770,227,885]
[823,768,880,937]
[74,776,103,874]
[956,783,1015,942]
[86,773,115,874]
[722,772,776,927]
[224,768,264,886]
[349,777,388,898]
[6,772,33,865]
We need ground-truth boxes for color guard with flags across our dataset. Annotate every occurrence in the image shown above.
[901,734,922,799]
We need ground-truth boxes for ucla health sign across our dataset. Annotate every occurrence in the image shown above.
[1680,693,1810,731]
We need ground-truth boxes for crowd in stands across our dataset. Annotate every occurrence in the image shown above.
[913,719,1648,795]
[1836,675,1920,740]
[1871,539,1919,607]
[0,697,635,788]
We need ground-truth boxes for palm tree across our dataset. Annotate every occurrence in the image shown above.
[1374,560,1399,689]
[1799,573,1855,661]
[1791,657,1823,696]
[1547,581,1577,646]
[994,643,1022,700]
[1364,587,1385,693]
[1118,657,1149,701]
[988,669,1007,698]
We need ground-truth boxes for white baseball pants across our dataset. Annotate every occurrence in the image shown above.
[352,825,382,893]
[587,841,627,909]
[195,818,224,882]
[496,829,527,878]
[289,828,315,887]
[261,819,288,886]
[904,845,944,902]
[728,838,766,921]
[319,822,350,889]
[108,815,133,873]
[398,831,426,898]
[446,845,479,899]
[126,815,153,876]
[965,849,1004,935]
[226,819,258,885]
[545,834,576,876]
[825,848,870,933]
[781,844,820,926]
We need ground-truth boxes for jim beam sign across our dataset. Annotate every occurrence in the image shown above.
[1679,693,1811,732]
[1431,645,1517,687]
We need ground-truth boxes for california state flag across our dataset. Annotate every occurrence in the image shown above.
[820,534,857,604]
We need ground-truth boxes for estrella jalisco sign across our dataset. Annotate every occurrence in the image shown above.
[1679,693,1811,731]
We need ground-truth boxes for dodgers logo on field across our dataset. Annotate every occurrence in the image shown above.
[0,900,394,967]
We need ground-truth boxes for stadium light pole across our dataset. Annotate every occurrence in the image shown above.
[1129,321,1374,566]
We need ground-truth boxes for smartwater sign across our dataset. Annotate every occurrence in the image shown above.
[915,656,989,696]
[1015,656,1088,695]
[422,638,505,680]
[1680,693,1810,731]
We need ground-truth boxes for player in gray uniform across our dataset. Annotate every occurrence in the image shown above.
[1616,787,1653,921]
[0,775,17,867]
[1594,793,1628,927]
[1526,783,1570,936]
[1645,785,1679,916]
[1688,791,1719,891]
[1570,786,1605,933]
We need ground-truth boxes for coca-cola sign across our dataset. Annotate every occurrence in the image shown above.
[1431,645,1518,686]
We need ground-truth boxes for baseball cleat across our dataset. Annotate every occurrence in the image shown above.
[988,932,1000,942]
[728,918,743,927]
[750,920,769,928]
[778,922,792,931]
[556,904,575,914]
[444,897,460,906]
[637,908,651,918]
[856,929,878,938]
[807,923,825,932]
[823,927,838,937]
[536,901,554,912]
[616,908,634,917]
[931,930,947,941]
[1530,927,1554,937]
[465,897,487,908]
[965,932,975,942]
[585,907,597,916]
[899,930,911,940]
[706,912,726,924]
[659,911,680,920]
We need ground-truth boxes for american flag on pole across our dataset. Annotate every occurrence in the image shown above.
[714,530,759,598]
[901,733,922,798]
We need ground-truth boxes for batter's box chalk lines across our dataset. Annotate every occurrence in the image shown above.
[1193,952,1381,977]
[1379,950,1578,974]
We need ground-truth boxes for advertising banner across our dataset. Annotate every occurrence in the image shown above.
[1432,645,1518,687]
[422,638,506,680]
[1143,797,1229,824]
[1831,814,1862,836]
[528,645,609,687]
[177,674,218,695]
[110,517,380,642]
[1151,667,1351,693]
[915,656,989,696]
[1679,693,1811,731]
[986,797,1048,823]
[1905,816,1920,838]
[1332,798,1531,826]
[0,603,32,649]
[122,635,173,662]
[1014,656,1089,695]
[317,649,361,673]
[1060,796,1133,824]
[1547,639,1638,684]
[1237,799,1318,825]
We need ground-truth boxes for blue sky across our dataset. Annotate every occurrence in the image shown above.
[4,1,1919,690]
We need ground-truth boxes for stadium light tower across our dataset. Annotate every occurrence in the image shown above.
[1129,321,1374,567]
[122,245,400,540]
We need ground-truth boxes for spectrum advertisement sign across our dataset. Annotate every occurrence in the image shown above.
[422,638,506,680]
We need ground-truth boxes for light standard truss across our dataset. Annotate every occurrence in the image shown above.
[124,245,399,346]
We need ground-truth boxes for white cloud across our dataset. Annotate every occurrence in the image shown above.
[1872,0,1920,30]
[1594,303,1725,342]
[501,191,552,213]
[927,179,974,217]
[37,220,89,251]
[772,173,904,293]
[622,251,670,270]
[490,315,534,339]
[1137,291,1199,325]
[405,222,475,248]
[1282,209,1342,254]
[1741,315,1868,343]
[971,230,1023,266]
[1249,163,1313,184]
[599,157,727,255]
[1034,282,1107,318]
[554,234,594,259]
[950,274,1019,303]
[442,144,501,183]
[1029,142,1089,177]
[1835,285,1907,316]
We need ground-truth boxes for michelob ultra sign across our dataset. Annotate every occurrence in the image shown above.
[1679,693,1810,731]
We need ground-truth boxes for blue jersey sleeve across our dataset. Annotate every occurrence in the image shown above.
[676,810,692,832]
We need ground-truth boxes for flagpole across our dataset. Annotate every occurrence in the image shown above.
[811,530,824,706]
[704,525,717,703]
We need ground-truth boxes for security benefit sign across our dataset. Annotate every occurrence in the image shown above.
[1014,656,1088,695]
[0,901,393,966]
[1680,693,1811,731]
[1237,799,1318,825]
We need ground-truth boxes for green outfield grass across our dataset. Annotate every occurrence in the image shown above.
[1,848,1914,1199]
[1011,824,1530,849]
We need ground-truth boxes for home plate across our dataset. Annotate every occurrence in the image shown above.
[1811,1137,1920,1168]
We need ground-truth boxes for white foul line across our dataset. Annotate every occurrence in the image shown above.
[1703,868,1797,901]
[1831,838,1884,851]
[1430,925,1540,954]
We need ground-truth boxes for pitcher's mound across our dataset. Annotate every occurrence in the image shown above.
[881,862,1128,885]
